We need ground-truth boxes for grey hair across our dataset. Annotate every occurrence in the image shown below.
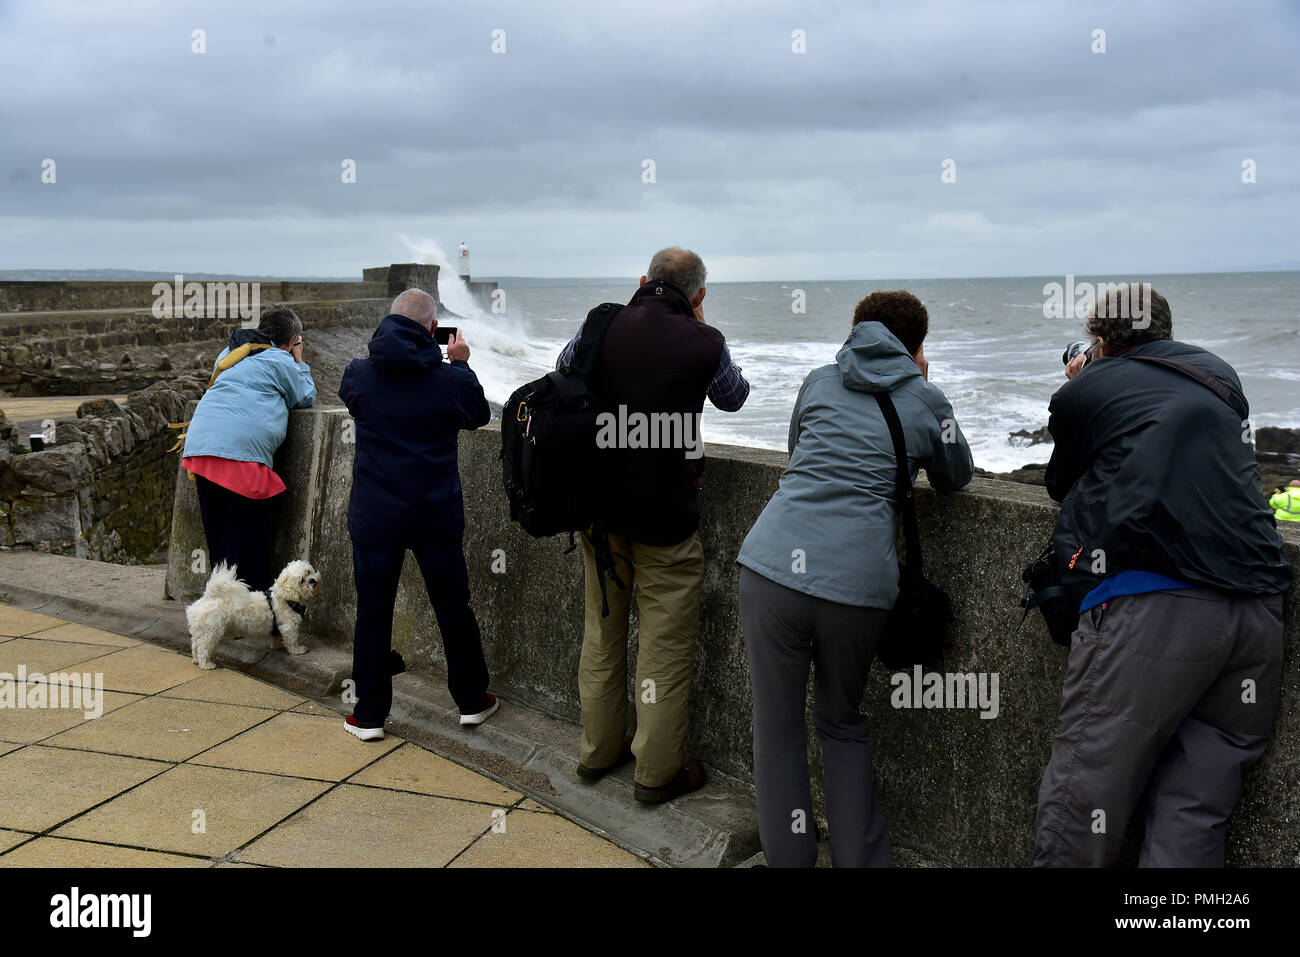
[391,288,438,330]
[257,306,302,347]
[645,247,707,300]
[1084,282,1172,350]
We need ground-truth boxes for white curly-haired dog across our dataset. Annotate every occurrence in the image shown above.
[187,560,321,669]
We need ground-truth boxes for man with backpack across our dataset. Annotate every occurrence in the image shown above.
[338,289,498,741]
[1034,283,1292,866]
[554,247,749,803]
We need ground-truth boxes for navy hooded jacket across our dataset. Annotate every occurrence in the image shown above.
[339,314,492,548]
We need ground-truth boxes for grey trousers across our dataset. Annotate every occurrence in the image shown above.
[1033,588,1284,867]
[739,566,892,868]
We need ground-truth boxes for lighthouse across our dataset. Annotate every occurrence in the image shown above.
[458,241,470,282]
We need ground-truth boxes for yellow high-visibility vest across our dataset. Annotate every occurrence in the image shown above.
[1270,487,1300,522]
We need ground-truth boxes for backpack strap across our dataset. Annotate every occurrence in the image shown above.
[569,303,623,380]
[588,525,626,617]
[1121,354,1236,410]
[873,391,923,579]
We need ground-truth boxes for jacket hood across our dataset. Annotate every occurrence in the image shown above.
[835,321,923,393]
[228,327,275,351]
[368,314,443,377]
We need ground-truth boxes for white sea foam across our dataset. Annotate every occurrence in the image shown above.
[379,256,1299,472]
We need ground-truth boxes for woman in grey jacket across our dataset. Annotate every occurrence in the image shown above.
[737,291,973,867]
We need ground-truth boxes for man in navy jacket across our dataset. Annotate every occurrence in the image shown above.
[338,289,497,739]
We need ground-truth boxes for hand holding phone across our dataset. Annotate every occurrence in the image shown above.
[444,329,470,362]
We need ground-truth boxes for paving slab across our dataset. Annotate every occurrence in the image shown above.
[192,711,399,781]
[44,695,276,762]
[0,829,31,853]
[450,807,649,868]
[235,783,499,868]
[161,669,306,711]
[52,763,329,858]
[350,742,524,805]
[291,700,338,716]
[1,838,206,868]
[0,606,66,637]
[0,637,112,675]
[24,622,139,648]
[77,643,207,695]
[0,687,140,744]
[0,746,169,832]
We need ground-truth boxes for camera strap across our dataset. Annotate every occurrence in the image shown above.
[1121,354,1236,411]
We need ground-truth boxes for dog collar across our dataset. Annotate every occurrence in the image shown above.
[287,599,307,617]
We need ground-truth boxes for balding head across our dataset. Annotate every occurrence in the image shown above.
[645,247,707,302]
[391,289,438,330]
[1290,479,1300,488]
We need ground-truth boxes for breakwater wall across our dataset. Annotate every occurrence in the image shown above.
[164,409,1300,866]
[0,265,441,397]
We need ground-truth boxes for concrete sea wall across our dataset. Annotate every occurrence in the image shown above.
[165,409,1300,867]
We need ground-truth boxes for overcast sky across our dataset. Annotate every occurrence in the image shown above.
[2,0,1298,280]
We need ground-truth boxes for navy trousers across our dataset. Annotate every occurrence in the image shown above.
[194,475,276,594]
[351,538,491,725]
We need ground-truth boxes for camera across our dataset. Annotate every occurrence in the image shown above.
[1062,340,1096,366]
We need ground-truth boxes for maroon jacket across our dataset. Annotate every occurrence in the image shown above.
[589,279,726,546]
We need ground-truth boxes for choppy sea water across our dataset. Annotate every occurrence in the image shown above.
[434,271,1300,473]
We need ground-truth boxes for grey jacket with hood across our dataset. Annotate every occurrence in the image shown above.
[737,321,974,608]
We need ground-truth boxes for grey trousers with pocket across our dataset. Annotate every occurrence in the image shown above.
[1033,587,1284,867]
[739,566,892,868]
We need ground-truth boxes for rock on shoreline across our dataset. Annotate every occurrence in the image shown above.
[984,426,1300,493]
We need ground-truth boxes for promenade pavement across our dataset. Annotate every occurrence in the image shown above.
[0,602,647,868]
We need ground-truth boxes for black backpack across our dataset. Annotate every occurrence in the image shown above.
[500,302,626,613]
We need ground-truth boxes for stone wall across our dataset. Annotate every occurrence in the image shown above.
[0,279,388,314]
[0,376,205,562]
[0,264,440,397]
[165,409,1300,867]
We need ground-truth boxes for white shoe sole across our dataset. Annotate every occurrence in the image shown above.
[344,719,385,741]
[460,698,500,726]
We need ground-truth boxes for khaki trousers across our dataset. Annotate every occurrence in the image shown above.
[578,529,704,788]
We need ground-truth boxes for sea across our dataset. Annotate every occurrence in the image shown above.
[432,269,1300,473]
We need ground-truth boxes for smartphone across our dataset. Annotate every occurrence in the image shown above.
[434,326,458,345]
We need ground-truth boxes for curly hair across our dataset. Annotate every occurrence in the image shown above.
[852,290,928,355]
[1084,283,1171,350]
[257,305,303,347]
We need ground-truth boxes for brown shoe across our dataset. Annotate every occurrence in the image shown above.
[576,736,634,782]
[634,760,707,804]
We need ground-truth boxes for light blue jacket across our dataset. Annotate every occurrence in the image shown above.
[182,346,317,467]
[737,321,973,608]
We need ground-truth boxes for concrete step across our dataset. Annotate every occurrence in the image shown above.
[0,550,760,868]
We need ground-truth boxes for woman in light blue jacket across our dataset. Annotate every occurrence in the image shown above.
[737,291,973,868]
[181,306,316,593]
